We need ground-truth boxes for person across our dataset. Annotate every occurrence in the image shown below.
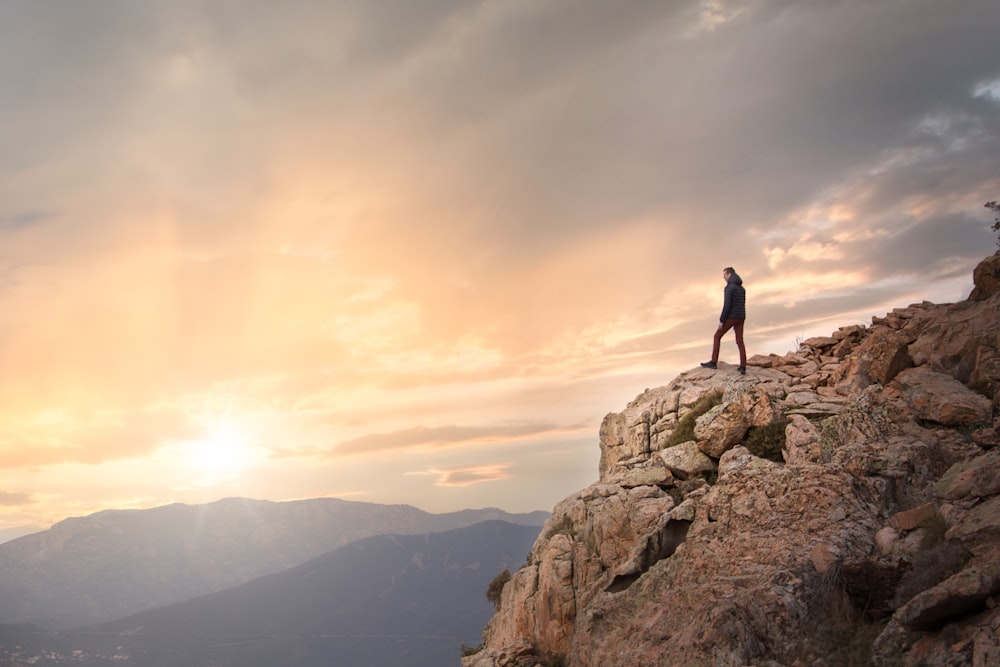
[701,266,747,374]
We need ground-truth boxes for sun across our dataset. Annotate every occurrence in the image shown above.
[182,420,253,480]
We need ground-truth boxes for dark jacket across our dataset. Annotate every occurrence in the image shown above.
[720,272,746,322]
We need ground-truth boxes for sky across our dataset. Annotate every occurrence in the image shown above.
[1,0,998,541]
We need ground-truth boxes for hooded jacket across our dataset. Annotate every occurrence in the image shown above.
[720,272,746,322]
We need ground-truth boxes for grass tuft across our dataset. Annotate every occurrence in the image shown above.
[744,418,790,462]
[666,390,724,446]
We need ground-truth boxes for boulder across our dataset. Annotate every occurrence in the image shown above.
[946,495,1000,545]
[694,402,749,457]
[934,449,1000,500]
[782,414,823,465]
[657,441,715,479]
[893,367,993,426]
[694,382,778,458]
[969,250,1000,301]
[895,565,1000,630]
[831,328,913,391]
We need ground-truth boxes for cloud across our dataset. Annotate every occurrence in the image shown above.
[332,422,575,456]
[406,463,510,488]
[0,0,997,525]
[0,410,200,469]
[0,211,57,230]
[0,491,33,506]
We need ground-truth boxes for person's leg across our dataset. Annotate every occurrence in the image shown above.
[733,320,746,367]
[711,320,735,363]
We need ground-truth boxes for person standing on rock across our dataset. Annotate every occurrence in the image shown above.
[701,266,747,374]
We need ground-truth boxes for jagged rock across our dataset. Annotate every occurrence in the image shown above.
[946,496,1000,546]
[657,441,715,479]
[935,449,1000,500]
[896,566,1000,631]
[694,382,779,458]
[471,253,1000,667]
[969,250,1000,301]
[694,401,749,457]
[894,367,993,426]
[831,328,913,391]
[905,295,1000,401]
[747,352,784,368]
[462,637,537,667]
[482,479,678,660]
[783,414,823,465]
[604,459,674,488]
[890,503,940,531]
[801,335,838,351]
[598,379,719,477]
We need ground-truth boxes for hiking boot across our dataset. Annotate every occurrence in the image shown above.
[738,366,746,375]
[700,361,717,369]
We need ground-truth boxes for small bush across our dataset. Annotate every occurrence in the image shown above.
[460,643,483,657]
[541,653,567,667]
[666,390,723,446]
[744,418,789,462]
[791,568,886,666]
[893,540,971,608]
[486,568,511,611]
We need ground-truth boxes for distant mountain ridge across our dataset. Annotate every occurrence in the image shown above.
[0,496,548,630]
[0,520,542,667]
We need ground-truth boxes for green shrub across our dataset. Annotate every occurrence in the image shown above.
[486,568,511,611]
[460,643,483,657]
[744,418,789,462]
[666,390,723,446]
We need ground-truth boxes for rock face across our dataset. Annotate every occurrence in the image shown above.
[465,252,1000,667]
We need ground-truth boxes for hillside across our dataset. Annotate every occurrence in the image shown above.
[0,496,547,630]
[466,251,1000,667]
[0,520,540,666]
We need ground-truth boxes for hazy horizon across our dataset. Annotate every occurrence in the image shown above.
[1,0,998,536]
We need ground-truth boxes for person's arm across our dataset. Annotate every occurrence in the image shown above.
[720,284,733,322]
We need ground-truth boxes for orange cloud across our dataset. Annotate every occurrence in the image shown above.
[406,464,510,488]
[332,422,570,456]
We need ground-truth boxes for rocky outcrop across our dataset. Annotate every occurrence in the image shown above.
[465,252,1000,667]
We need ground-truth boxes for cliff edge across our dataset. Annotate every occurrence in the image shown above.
[465,251,1000,667]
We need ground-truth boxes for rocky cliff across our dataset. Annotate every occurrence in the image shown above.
[464,251,1000,667]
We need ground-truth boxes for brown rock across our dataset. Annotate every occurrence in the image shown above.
[657,441,715,479]
[783,414,823,465]
[694,402,749,457]
[694,382,779,458]
[935,449,1000,500]
[946,496,1000,544]
[801,335,838,350]
[890,503,940,532]
[896,566,1000,630]
[834,327,914,390]
[969,250,1000,301]
[894,367,993,426]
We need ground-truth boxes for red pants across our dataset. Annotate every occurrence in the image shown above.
[712,318,746,366]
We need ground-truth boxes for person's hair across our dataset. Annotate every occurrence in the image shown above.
[723,266,735,275]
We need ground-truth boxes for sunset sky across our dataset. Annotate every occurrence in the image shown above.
[1,0,998,541]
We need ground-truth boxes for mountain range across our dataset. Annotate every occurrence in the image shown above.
[0,496,547,630]
[1,520,541,666]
